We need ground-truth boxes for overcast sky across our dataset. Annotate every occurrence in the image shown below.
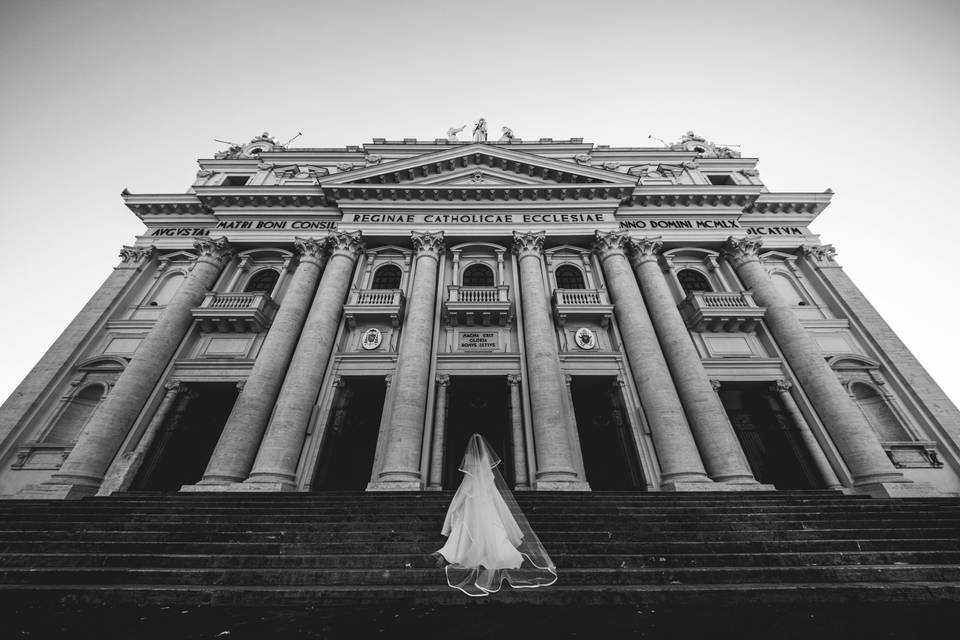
[1,0,958,411]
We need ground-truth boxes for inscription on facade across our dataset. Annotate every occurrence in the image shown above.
[344,213,606,225]
[458,331,499,351]
[745,226,805,236]
[618,219,740,230]
[149,228,212,237]
[214,220,338,230]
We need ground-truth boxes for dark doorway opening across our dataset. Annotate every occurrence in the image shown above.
[718,382,823,490]
[444,376,511,489]
[313,376,387,491]
[571,376,644,490]
[132,382,238,492]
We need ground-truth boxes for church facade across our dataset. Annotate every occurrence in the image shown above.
[2,129,959,499]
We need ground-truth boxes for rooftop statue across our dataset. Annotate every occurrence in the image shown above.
[447,125,467,142]
[473,118,488,142]
[498,126,515,142]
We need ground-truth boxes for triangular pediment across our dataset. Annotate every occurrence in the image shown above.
[321,143,636,203]
[323,144,635,187]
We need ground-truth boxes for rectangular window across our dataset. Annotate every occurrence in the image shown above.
[223,175,250,186]
[707,174,736,186]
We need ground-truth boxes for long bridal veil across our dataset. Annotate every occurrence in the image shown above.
[435,433,557,597]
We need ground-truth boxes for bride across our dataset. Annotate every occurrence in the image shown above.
[435,433,557,597]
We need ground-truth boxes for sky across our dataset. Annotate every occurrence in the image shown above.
[1,0,959,410]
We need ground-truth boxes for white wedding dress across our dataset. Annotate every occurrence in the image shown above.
[436,434,557,597]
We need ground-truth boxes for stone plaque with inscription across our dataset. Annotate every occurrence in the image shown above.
[458,331,499,352]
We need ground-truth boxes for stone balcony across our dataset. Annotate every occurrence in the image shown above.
[343,289,405,328]
[552,288,614,327]
[443,285,512,326]
[678,291,765,332]
[191,292,279,333]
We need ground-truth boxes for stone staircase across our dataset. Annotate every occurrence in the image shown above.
[2,490,960,637]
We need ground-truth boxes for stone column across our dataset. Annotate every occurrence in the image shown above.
[427,375,450,489]
[722,237,909,492]
[373,231,444,489]
[507,374,529,489]
[772,380,842,489]
[193,237,328,485]
[512,231,583,489]
[46,238,234,498]
[629,235,757,484]
[1,246,155,452]
[592,231,712,488]
[96,379,185,496]
[240,232,364,489]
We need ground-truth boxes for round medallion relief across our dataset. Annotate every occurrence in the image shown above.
[361,328,383,350]
[574,327,596,350]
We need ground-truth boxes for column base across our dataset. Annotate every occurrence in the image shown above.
[534,480,591,491]
[180,482,296,493]
[14,483,97,500]
[661,481,776,492]
[854,481,942,498]
[367,481,423,491]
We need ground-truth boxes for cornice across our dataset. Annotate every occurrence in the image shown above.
[623,185,762,209]
[743,191,833,216]
[193,185,327,208]
[121,191,210,218]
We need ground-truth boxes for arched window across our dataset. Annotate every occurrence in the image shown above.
[245,269,279,293]
[371,264,402,289]
[149,273,185,306]
[851,383,909,441]
[677,269,712,295]
[555,265,586,289]
[46,385,104,443]
[771,272,805,305]
[462,264,494,287]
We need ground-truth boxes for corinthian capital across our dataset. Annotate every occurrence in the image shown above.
[193,237,235,266]
[411,231,445,259]
[294,236,328,265]
[629,236,664,267]
[592,230,630,261]
[119,245,155,264]
[512,231,545,259]
[327,231,365,260]
[721,236,762,267]
[800,244,837,264]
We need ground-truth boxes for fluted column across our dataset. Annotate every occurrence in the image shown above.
[772,380,842,489]
[48,238,234,497]
[240,232,364,489]
[592,231,712,488]
[629,235,757,484]
[97,379,184,496]
[512,231,582,489]
[374,231,444,489]
[427,375,450,489]
[723,237,906,489]
[194,237,328,485]
[508,374,529,489]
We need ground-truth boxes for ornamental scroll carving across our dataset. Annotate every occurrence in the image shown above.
[721,236,763,267]
[193,237,235,266]
[512,231,546,259]
[629,236,664,266]
[119,245,155,264]
[411,231,445,258]
[327,231,365,259]
[591,230,630,261]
